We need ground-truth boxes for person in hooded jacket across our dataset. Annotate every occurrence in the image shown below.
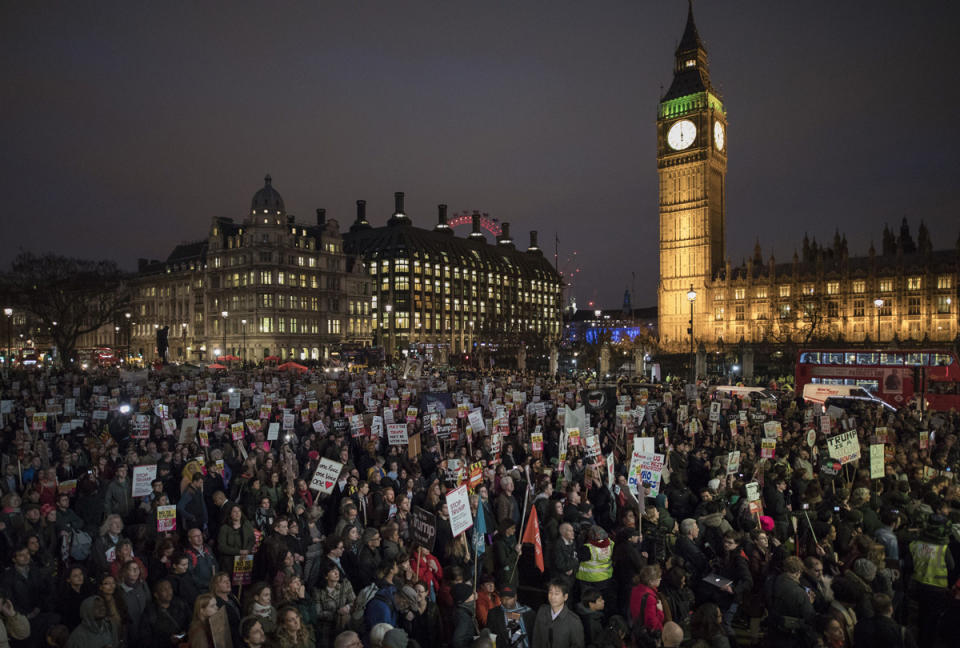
[574,588,605,648]
[449,583,477,648]
[65,597,119,648]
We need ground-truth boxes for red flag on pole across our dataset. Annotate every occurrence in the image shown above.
[521,502,544,572]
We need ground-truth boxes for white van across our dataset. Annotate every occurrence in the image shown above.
[801,383,872,404]
[709,385,775,400]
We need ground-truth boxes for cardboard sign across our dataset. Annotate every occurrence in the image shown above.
[309,457,344,494]
[283,413,295,430]
[827,431,861,465]
[131,464,157,498]
[387,423,409,445]
[446,485,473,537]
[763,421,782,439]
[870,444,885,479]
[230,422,245,441]
[746,482,760,502]
[411,506,437,552]
[157,504,177,532]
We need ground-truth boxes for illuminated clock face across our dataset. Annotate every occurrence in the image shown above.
[714,120,725,151]
[667,120,696,150]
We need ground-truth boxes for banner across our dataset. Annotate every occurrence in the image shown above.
[446,485,473,537]
[309,457,344,494]
[232,555,254,585]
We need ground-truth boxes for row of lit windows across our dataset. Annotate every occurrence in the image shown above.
[371,258,559,292]
[714,295,953,322]
[256,317,341,335]
[717,275,954,301]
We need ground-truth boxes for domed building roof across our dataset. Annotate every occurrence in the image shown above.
[250,174,285,215]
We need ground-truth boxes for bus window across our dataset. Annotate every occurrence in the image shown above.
[845,353,857,365]
[800,352,819,364]
[857,353,878,365]
[905,352,925,366]
[880,353,903,366]
[856,380,879,393]
[932,353,953,366]
[823,352,844,364]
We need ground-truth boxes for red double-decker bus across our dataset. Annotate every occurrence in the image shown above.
[795,348,960,412]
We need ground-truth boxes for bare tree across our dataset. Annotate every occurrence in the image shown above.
[5,252,130,364]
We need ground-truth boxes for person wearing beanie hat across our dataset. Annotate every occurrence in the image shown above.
[381,627,409,648]
[493,519,521,590]
[450,583,477,648]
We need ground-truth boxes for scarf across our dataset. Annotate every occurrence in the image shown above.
[251,601,273,618]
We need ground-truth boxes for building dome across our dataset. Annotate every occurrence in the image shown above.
[250,174,285,216]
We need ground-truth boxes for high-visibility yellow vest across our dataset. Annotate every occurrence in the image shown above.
[576,541,614,582]
[910,540,948,588]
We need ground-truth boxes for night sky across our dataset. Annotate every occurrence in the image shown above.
[3,1,959,308]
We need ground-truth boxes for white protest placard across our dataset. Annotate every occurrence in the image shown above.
[468,408,486,434]
[761,438,776,459]
[229,392,240,410]
[180,417,199,444]
[387,423,409,445]
[445,485,473,537]
[635,436,655,455]
[726,451,741,476]
[283,413,295,430]
[371,416,384,438]
[607,452,616,490]
[637,452,665,496]
[827,430,861,465]
[312,419,326,435]
[309,457,344,494]
[709,401,721,422]
[746,481,761,502]
[870,444,885,479]
[131,464,157,498]
[267,422,280,441]
[763,421,781,439]
[64,398,75,416]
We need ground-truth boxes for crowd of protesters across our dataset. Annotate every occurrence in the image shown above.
[0,361,958,648]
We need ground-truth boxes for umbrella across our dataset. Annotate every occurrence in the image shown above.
[264,355,280,363]
[277,361,308,373]
[207,363,227,370]
[220,354,241,362]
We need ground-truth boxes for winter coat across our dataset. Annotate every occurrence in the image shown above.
[629,582,664,631]
[66,597,119,648]
[104,479,134,519]
[531,604,584,648]
[216,520,255,572]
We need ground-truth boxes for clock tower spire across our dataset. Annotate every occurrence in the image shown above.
[656,2,727,348]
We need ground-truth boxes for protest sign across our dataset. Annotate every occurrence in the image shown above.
[870,444,885,479]
[531,427,543,453]
[446,485,473,536]
[468,408,485,434]
[761,438,776,459]
[282,413,295,431]
[827,430,861,465]
[232,555,254,586]
[726,451,741,475]
[763,421,781,439]
[709,401,721,422]
[371,416,384,438]
[265,422,279,441]
[309,457,344,494]
[411,506,437,552]
[637,452,665,497]
[131,464,157,497]
[230,422,245,441]
[157,505,177,532]
[387,423,409,445]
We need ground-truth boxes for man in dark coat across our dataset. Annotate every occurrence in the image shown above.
[531,578,584,648]
[853,593,917,648]
[486,586,536,648]
[766,556,815,648]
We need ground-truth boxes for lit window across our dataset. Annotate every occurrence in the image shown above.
[826,282,839,295]
[852,280,865,294]
[734,288,745,300]
[879,279,893,292]
[803,284,815,295]
[937,275,952,290]
[685,59,696,68]
[755,287,767,299]
[779,285,791,298]
[907,276,921,290]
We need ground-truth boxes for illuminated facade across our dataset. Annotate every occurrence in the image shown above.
[129,176,367,363]
[344,194,563,356]
[657,7,959,349]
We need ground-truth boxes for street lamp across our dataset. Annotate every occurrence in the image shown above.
[384,304,393,362]
[3,308,12,367]
[873,298,884,342]
[687,285,697,381]
[241,319,247,364]
[221,311,228,358]
[181,323,188,360]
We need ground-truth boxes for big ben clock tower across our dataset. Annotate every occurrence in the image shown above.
[657,2,727,348]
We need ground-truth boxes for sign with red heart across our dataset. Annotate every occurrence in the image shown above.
[309,457,344,495]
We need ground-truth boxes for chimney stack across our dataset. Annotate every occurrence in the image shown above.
[388,192,409,226]
[527,230,540,252]
[434,204,452,234]
[394,192,405,215]
[356,200,366,224]
[497,222,513,247]
[469,211,485,241]
[316,208,326,227]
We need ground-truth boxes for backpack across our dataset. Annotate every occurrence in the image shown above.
[631,593,661,648]
[69,528,93,561]
[351,582,380,624]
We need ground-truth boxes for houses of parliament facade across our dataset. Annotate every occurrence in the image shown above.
[657,6,959,350]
